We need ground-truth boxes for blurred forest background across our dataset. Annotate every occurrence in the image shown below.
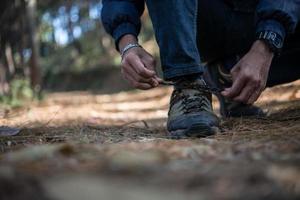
[1,2,300,199]
[0,0,157,107]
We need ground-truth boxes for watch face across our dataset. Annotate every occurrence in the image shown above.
[267,32,283,48]
[268,32,276,40]
[273,36,283,48]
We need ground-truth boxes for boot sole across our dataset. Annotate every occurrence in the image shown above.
[168,123,219,139]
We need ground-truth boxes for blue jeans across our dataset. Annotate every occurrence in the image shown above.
[146,0,300,86]
[145,0,203,80]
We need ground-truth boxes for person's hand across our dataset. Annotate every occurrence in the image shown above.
[119,34,161,90]
[221,40,274,104]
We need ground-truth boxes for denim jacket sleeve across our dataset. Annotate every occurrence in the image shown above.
[256,0,300,41]
[101,0,145,50]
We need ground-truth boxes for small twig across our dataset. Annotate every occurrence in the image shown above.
[120,120,150,129]
[41,109,61,127]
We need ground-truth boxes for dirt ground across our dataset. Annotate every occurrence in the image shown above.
[0,80,300,200]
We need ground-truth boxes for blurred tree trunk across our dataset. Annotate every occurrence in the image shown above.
[20,0,29,78]
[26,0,41,89]
[5,44,15,75]
[0,62,9,95]
[66,0,74,43]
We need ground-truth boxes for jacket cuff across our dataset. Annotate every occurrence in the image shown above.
[256,19,286,41]
[113,22,139,51]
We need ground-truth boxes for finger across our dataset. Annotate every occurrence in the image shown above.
[156,77,164,83]
[123,73,152,90]
[128,56,155,78]
[222,76,247,98]
[150,78,159,87]
[247,81,266,104]
[123,64,154,84]
[247,88,262,104]
[234,82,257,103]
[125,63,158,87]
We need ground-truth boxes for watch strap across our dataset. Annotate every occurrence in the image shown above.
[256,30,283,55]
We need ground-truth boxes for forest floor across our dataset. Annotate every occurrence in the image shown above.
[0,80,300,200]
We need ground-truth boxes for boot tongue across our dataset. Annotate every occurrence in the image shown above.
[174,74,206,91]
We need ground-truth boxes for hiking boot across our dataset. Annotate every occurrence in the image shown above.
[203,57,265,118]
[167,77,220,138]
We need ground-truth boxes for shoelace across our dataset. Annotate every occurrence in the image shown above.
[181,93,208,114]
[159,80,222,95]
[168,81,213,114]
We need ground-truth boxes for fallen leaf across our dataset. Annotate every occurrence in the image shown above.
[0,126,21,136]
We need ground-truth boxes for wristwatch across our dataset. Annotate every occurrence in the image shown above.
[256,30,284,55]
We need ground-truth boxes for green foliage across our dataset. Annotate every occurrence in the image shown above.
[0,79,42,108]
[0,0,156,105]
[41,30,118,75]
